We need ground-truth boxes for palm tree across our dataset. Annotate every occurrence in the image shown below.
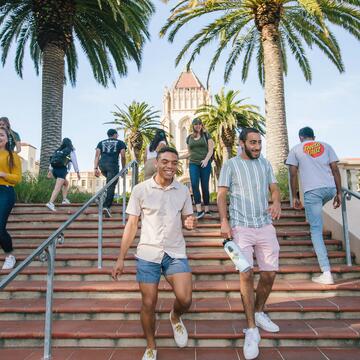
[196,88,265,175]
[161,0,360,171]
[0,0,154,172]
[109,101,161,162]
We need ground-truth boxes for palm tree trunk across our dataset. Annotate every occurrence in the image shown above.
[261,23,289,173]
[39,44,65,173]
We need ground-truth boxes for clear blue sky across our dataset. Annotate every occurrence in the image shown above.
[1,3,359,170]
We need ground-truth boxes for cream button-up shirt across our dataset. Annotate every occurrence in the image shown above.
[126,177,194,263]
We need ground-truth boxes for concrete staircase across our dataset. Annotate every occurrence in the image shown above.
[1,203,360,359]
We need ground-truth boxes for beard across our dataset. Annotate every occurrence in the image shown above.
[244,145,261,159]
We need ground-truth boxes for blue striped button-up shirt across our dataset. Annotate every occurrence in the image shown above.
[218,156,276,228]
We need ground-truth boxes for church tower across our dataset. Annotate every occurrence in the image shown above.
[161,69,211,183]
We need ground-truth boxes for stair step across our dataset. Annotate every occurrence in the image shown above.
[8,214,307,224]
[1,264,359,282]
[11,239,342,249]
[0,250,349,268]
[2,279,360,300]
[9,230,331,239]
[9,241,342,256]
[1,319,359,347]
[1,347,359,360]
[1,296,359,321]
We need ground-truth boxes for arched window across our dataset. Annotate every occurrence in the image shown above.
[181,126,188,150]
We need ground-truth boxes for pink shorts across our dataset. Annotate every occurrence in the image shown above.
[232,224,279,271]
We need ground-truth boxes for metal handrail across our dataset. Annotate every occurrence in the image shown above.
[0,160,138,360]
[341,187,360,267]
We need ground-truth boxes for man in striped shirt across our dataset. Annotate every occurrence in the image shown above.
[217,128,281,360]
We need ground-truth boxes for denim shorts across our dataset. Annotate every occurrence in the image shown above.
[136,253,191,283]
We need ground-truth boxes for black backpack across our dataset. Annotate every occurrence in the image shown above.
[50,150,71,168]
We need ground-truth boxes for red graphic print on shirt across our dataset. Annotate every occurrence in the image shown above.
[303,142,325,158]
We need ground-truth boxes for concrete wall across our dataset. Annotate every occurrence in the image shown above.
[323,161,360,264]
[324,199,360,264]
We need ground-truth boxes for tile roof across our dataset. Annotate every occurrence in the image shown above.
[174,70,204,89]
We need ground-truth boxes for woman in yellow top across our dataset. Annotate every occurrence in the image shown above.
[0,127,22,270]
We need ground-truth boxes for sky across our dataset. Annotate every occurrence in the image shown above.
[1,2,359,170]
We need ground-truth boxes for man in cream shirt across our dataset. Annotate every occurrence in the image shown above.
[112,146,197,360]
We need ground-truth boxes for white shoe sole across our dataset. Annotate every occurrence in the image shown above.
[312,277,334,285]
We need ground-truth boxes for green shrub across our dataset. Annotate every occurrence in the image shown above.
[15,173,55,203]
[15,172,92,203]
[276,166,290,201]
[67,188,92,203]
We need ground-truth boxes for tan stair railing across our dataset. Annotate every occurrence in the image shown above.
[0,160,138,360]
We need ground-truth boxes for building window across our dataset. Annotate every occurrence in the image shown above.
[89,180,92,188]
[181,126,188,150]
[72,180,76,186]
[81,180,86,187]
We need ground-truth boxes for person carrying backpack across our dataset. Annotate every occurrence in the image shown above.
[181,118,214,219]
[46,138,80,211]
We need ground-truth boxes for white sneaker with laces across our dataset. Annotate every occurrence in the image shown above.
[141,348,157,360]
[2,254,16,270]
[312,272,334,285]
[169,310,188,348]
[255,312,280,332]
[46,202,56,212]
[243,327,261,360]
[62,198,71,205]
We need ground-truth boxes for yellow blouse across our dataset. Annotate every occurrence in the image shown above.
[0,150,22,186]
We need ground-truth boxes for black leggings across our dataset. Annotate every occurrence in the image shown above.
[0,185,16,253]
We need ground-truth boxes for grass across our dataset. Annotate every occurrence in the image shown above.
[15,172,92,203]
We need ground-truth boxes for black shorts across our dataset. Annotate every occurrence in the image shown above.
[52,166,68,179]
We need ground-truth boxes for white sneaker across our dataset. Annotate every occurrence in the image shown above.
[169,310,188,348]
[255,312,280,333]
[243,327,261,360]
[103,207,112,218]
[312,272,334,285]
[46,202,56,212]
[62,198,71,205]
[2,254,16,270]
[141,348,157,360]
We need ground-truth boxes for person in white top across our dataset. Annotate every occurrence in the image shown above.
[286,127,342,285]
[144,129,168,180]
[46,138,81,212]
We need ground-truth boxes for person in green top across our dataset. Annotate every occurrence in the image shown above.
[182,118,214,219]
[0,117,21,153]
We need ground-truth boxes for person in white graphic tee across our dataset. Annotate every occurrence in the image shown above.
[286,127,342,285]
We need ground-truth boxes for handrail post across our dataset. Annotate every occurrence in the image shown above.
[341,190,353,266]
[122,172,126,225]
[43,240,56,360]
[97,195,104,269]
[287,165,293,206]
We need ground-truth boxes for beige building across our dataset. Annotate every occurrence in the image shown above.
[19,143,39,175]
[68,170,133,196]
[161,69,211,184]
